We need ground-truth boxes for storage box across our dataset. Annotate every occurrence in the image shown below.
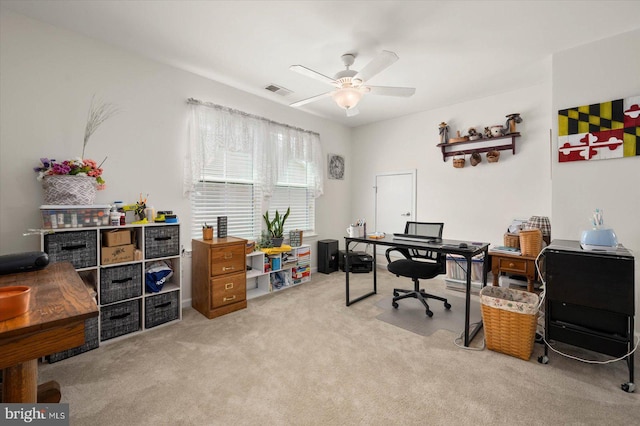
[145,291,179,328]
[100,299,141,341]
[40,205,111,229]
[44,230,97,269]
[100,263,142,304]
[446,254,484,282]
[145,225,180,259]
[101,244,135,265]
[103,229,132,247]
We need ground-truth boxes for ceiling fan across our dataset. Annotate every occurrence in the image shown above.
[289,50,416,117]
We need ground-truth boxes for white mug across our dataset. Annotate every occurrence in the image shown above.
[347,225,362,238]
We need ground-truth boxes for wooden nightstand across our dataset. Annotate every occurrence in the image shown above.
[490,251,538,292]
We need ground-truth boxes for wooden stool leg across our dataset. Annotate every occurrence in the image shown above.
[37,381,61,403]
[2,360,38,402]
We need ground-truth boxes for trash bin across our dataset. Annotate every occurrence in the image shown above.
[480,286,539,360]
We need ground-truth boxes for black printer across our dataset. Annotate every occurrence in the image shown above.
[338,250,373,273]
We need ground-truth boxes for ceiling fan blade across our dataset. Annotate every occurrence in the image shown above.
[367,86,416,97]
[346,107,360,117]
[289,65,338,86]
[353,50,399,83]
[290,91,333,107]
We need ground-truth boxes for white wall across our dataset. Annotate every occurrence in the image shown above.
[0,10,353,302]
[551,28,640,331]
[351,76,552,247]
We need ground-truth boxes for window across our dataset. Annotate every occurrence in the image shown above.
[268,158,316,236]
[186,100,323,242]
[190,149,261,240]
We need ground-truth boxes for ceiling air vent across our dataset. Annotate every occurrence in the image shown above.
[264,84,292,97]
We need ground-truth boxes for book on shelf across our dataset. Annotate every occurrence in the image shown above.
[490,246,521,255]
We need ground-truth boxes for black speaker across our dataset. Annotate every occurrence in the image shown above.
[317,239,339,274]
[0,251,49,275]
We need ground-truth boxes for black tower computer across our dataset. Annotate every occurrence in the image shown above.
[317,239,339,274]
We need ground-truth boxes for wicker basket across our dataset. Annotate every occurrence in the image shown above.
[486,150,500,163]
[470,152,482,166]
[519,228,542,256]
[503,233,520,249]
[42,175,97,205]
[480,286,539,360]
[453,157,465,168]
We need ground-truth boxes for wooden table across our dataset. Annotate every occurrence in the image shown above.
[0,262,99,403]
[490,251,538,292]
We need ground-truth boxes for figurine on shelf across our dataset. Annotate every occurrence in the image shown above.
[490,125,505,137]
[467,127,481,141]
[484,126,493,138]
[438,122,450,144]
[505,113,522,134]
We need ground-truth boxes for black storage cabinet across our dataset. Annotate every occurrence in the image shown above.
[541,239,635,392]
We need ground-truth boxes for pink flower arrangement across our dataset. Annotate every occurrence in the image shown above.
[34,157,106,190]
[33,96,118,192]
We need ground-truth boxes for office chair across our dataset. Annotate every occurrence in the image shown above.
[386,222,450,317]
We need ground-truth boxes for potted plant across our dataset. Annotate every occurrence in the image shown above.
[263,207,290,247]
[202,222,213,240]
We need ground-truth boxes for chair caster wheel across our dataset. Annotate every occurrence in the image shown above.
[392,302,398,309]
[444,302,451,310]
[538,356,549,364]
[621,382,635,393]
[426,310,433,317]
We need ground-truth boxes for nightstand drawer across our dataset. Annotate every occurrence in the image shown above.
[209,245,245,276]
[210,273,246,308]
[497,257,528,274]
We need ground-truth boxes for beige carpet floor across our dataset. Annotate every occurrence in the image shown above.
[38,268,639,425]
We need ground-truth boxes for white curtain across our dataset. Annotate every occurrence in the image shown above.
[184,100,323,198]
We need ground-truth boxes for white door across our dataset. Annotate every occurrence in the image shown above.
[375,170,416,235]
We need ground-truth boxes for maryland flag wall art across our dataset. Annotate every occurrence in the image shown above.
[558,96,640,162]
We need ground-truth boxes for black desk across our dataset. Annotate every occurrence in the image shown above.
[344,235,490,347]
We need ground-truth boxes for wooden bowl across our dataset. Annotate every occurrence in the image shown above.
[0,286,31,321]
[449,136,469,143]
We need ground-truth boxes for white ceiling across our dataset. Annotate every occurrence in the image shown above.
[3,1,640,127]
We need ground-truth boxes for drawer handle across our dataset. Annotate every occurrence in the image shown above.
[109,312,131,320]
[222,266,235,271]
[112,277,133,284]
[225,282,234,290]
[155,236,172,241]
[223,295,236,302]
[224,252,233,259]
[155,302,171,309]
[62,244,87,250]
[508,262,515,268]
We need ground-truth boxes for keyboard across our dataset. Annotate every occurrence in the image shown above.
[392,233,441,243]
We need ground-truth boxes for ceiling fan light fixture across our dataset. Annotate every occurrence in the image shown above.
[332,88,363,110]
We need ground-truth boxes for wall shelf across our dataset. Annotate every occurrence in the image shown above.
[436,132,521,162]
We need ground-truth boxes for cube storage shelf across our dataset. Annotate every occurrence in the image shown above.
[41,223,182,362]
[246,244,311,300]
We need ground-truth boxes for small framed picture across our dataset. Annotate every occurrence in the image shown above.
[328,154,345,180]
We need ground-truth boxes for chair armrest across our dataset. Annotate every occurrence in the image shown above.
[385,247,411,263]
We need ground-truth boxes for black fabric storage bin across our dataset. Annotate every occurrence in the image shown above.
[48,316,99,363]
[145,291,179,328]
[100,263,142,305]
[44,230,97,269]
[145,226,179,259]
[100,299,140,341]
